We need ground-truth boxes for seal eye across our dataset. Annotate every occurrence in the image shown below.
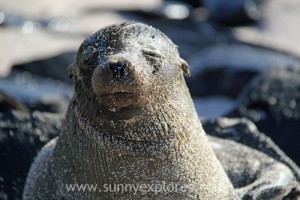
[83,54,99,67]
[142,49,163,59]
[79,51,100,75]
[142,49,163,74]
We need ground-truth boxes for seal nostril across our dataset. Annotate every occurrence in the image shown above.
[123,64,129,76]
[110,62,126,79]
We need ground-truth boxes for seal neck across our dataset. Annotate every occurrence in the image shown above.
[70,81,204,143]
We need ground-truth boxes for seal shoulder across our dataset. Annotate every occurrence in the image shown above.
[23,138,59,200]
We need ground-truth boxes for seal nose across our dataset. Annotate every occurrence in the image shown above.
[108,57,132,80]
[110,61,127,79]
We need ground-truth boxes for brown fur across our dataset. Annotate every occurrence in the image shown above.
[23,22,236,199]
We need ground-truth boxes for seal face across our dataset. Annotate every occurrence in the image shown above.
[70,22,190,119]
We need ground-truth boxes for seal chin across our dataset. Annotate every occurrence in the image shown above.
[96,92,146,120]
[99,92,145,109]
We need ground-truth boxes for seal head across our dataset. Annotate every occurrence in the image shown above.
[69,22,189,119]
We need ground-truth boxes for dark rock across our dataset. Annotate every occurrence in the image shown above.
[228,66,300,166]
[209,136,300,199]
[203,0,261,25]
[204,117,300,199]
[28,95,69,114]
[131,0,260,25]
[186,44,300,97]
[0,111,62,200]
[165,0,202,8]
[203,117,300,181]
[0,70,72,114]
[12,51,75,83]
[0,90,28,113]
[193,96,237,118]
[138,1,194,20]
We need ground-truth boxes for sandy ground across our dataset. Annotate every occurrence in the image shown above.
[0,0,160,76]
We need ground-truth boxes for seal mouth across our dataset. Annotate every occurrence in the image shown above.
[100,92,135,98]
[99,91,144,109]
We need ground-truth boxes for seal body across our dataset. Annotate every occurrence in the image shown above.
[23,22,236,199]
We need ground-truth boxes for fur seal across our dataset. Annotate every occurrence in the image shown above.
[23,22,236,199]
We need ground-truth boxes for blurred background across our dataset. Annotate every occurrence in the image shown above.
[1,0,300,199]
[1,0,300,115]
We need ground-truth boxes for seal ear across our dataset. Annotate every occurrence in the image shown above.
[180,58,190,77]
[68,63,74,79]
